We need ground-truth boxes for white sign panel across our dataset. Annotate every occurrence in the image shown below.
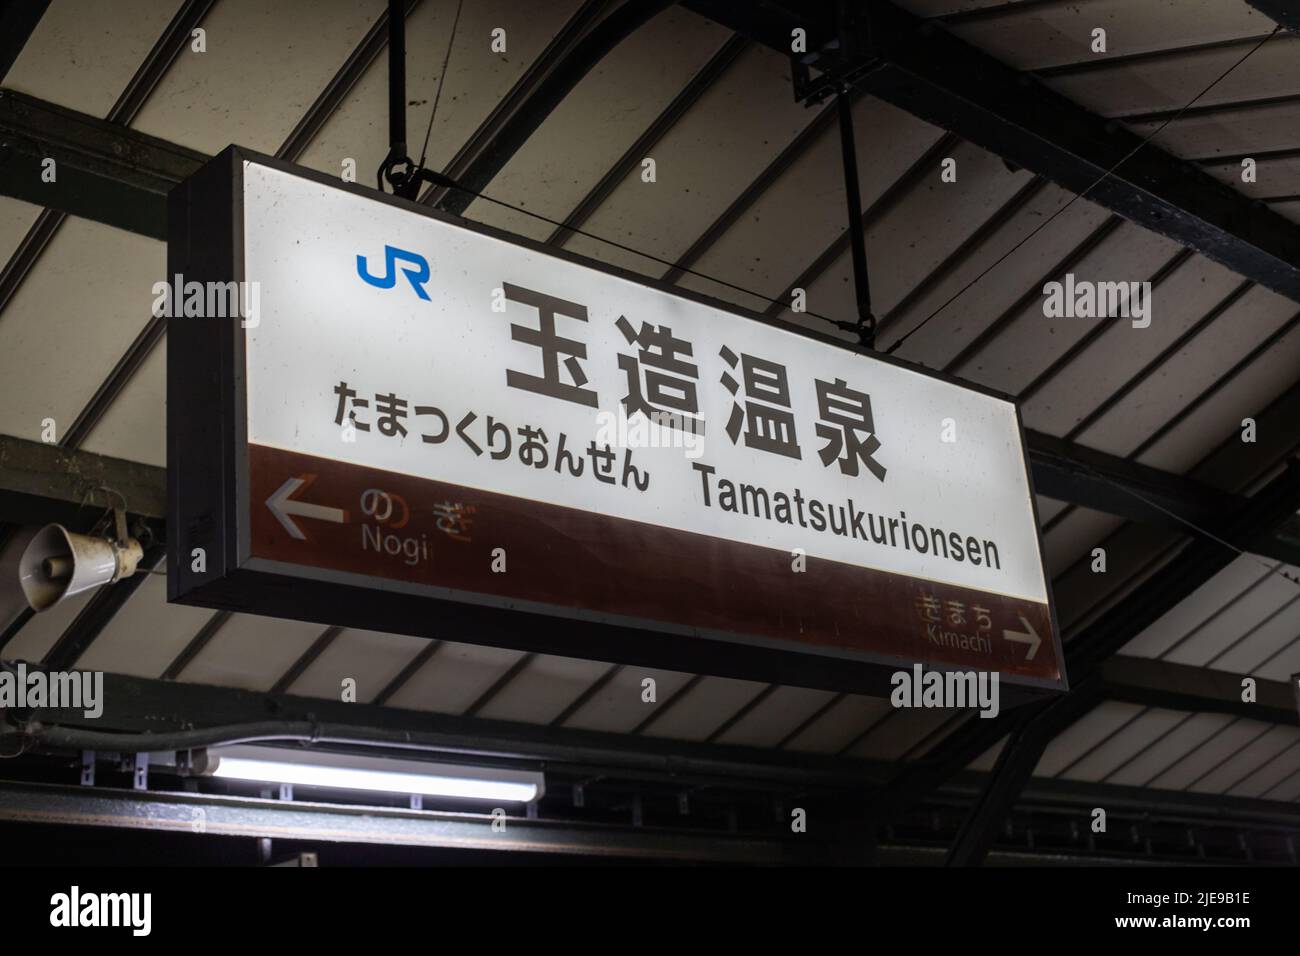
[244,162,1047,602]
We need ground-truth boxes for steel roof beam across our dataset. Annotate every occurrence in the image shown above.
[684,0,1300,304]
[1099,655,1300,726]
[17,671,883,792]
[0,434,165,527]
[0,779,828,864]
[0,88,207,240]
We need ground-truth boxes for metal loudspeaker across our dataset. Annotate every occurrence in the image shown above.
[18,523,143,611]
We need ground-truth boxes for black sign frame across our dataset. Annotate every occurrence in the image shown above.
[167,146,1066,701]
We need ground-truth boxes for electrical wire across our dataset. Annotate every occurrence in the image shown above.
[1080,457,1300,590]
[435,179,854,331]
[416,0,465,170]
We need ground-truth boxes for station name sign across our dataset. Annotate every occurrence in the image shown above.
[167,147,1064,696]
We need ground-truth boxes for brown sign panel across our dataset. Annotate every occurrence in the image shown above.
[249,444,1059,682]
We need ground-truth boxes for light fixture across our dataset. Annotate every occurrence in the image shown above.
[202,744,543,803]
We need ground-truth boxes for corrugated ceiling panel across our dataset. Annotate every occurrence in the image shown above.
[0,587,93,664]
[1101,710,1228,787]
[713,685,838,748]
[1262,768,1300,800]
[640,675,767,741]
[846,708,959,761]
[961,224,1182,395]
[1036,496,1069,526]
[1127,101,1300,158]
[558,666,696,732]
[0,219,160,445]
[3,0,184,117]
[1041,507,1122,577]
[654,100,941,309]
[939,0,1269,72]
[1244,611,1300,682]
[1145,717,1265,789]
[1201,156,1300,200]
[75,572,216,678]
[1161,565,1296,667]
[1021,255,1242,436]
[1231,742,1300,798]
[781,694,892,754]
[1045,34,1300,117]
[1188,724,1300,794]
[1120,555,1268,658]
[78,340,166,466]
[286,628,426,704]
[549,43,816,280]
[177,613,325,691]
[383,641,525,714]
[900,711,970,759]
[1136,323,1300,475]
[890,194,1113,362]
[129,0,385,155]
[465,8,732,243]
[1210,589,1300,675]
[1055,706,1187,782]
[473,654,613,725]
[1034,699,1145,777]
[1075,285,1298,458]
[0,198,43,272]
[804,140,1036,330]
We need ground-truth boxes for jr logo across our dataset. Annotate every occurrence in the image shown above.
[356,245,431,300]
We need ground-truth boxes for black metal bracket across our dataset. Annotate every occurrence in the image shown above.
[790,1,882,106]
[388,165,462,203]
[834,85,877,350]
[79,750,94,787]
[787,4,879,348]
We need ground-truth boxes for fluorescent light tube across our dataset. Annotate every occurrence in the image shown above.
[207,745,542,803]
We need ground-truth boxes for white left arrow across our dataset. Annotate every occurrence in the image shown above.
[1002,614,1042,661]
[266,476,346,541]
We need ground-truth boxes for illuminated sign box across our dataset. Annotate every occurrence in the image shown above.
[167,147,1066,698]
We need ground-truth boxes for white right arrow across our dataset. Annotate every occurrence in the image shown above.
[1003,614,1042,661]
[265,476,346,541]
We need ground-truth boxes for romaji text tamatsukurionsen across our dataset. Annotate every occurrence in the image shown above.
[691,462,1003,571]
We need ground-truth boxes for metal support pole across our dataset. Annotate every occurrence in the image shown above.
[388,0,406,162]
[835,87,876,349]
[378,0,415,194]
